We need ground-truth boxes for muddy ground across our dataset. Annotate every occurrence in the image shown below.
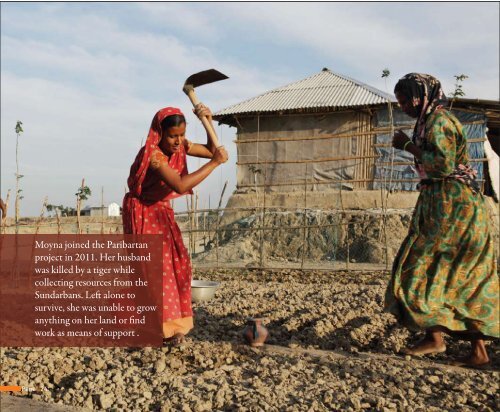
[1,269,498,411]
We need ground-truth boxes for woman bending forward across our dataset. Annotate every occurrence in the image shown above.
[123,105,228,346]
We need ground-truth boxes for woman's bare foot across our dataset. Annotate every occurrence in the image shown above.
[402,339,446,356]
[452,339,490,368]
[402,329,446,356]
[163,333,185,347]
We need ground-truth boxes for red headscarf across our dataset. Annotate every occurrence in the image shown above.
[126,107,192,201]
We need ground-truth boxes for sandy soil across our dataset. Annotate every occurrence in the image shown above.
[1,269,498,411]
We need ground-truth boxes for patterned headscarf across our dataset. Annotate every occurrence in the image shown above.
[395,74,480,193]
[394,73,446,147]
[127,107,185,197]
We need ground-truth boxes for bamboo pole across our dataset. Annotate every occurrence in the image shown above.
[186,196,193,258]
[301,164,308,269]
[379,180,389,270]
[379,159,488,166]
[368,115,375,188]
[383,95,395,269]
[0,215,403,233]
[56,208,61,235]
[76,178,85,234]
[1,190,11,234]
[373,138,487,147]
[259,165,267,268]
[364,116,368,186]
[203,200,207,249]
[192,192,197,252]
[34,196,48,235]
[28,196,47,287]
[190,193,195,252]
[367,115,372,187]
[237,177,423,189]
[361,114,366,189]
[237,154,379,166]
[339,177,349,270]
[207,195,211,255]
[354,113,361,190]
[215,181,228,269]
[233,118,482,145]
[101,186,105,235]
[365,114,370,188]
[195,192,199,252]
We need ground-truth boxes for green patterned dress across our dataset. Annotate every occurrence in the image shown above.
[385,109,499,339]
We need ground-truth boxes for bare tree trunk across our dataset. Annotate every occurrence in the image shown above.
[101,186,105,235]
[215,181,228,269]
[300,164,308,270]
[1,190,11,234]
[76,178,85,234]
[35,197,48,235]
[56,208,61,235]
[15,134,20,234]
[194,192,199,253]
[186,196,193,259]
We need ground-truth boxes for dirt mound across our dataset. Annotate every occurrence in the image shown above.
[194,209,412,266]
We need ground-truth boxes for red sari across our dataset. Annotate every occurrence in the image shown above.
[123,107,194,338]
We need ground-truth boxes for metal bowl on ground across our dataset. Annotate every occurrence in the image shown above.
[191,280,220,303]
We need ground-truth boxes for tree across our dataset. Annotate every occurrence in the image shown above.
[46,204,76,217]
[449,74,469,110]
[14,121,23,233]
[76,179,92,233]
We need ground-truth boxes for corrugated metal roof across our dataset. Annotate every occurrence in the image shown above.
[214,68,396,118]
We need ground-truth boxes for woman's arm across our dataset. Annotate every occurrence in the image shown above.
[393,116,457,178]
[393,130,422,161]
[151,147,228,193]
[184,140,214,159]
[186,103,217,158]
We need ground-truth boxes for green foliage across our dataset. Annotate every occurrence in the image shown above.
[248,165,262,175]
[76,186,92,201]
[15,121,23,135]
[47,203,77,216]
[450,74,469,99]
[381,68,391,78]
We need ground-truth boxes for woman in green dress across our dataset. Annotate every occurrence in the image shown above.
[385,73,499,367]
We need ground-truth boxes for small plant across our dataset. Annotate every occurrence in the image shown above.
[76,186,92,202]
[380,68,394,270]
[380,68,395,189]
[248,165,262,191]
[76,179,92,233]
[449,74,468,110]
[14,121,24,232]
[248,165,262,175]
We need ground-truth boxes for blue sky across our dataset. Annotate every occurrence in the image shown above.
[1,2,499,216]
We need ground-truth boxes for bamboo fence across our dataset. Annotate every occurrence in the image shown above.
[1,113,496,272]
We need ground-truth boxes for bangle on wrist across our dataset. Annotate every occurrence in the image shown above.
[403,140,412,151]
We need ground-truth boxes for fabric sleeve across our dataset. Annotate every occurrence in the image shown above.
[421,112,457,178]
[149,149,168,170]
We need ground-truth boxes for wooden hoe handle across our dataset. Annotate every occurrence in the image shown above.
[184,86,220,148]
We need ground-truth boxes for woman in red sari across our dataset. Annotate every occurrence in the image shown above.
[123,104,228,346]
